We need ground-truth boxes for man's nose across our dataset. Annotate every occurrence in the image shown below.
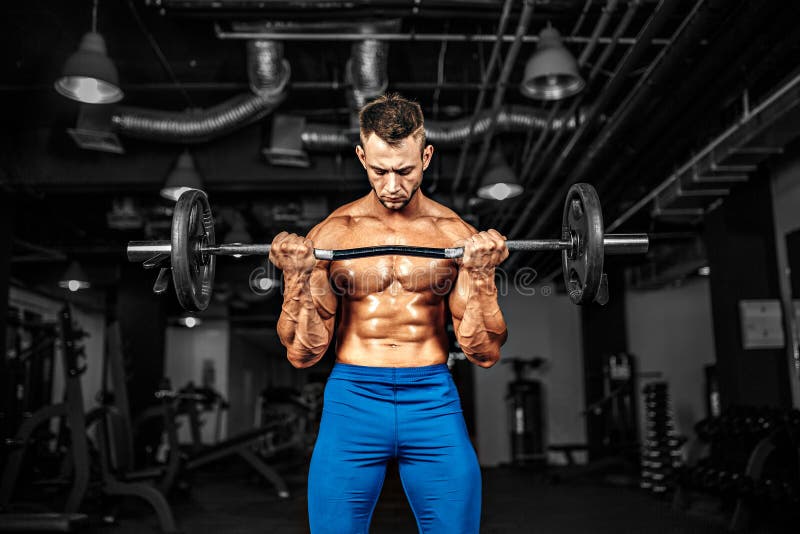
[385,174,401,192]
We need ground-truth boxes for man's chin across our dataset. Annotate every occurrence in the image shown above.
[380,198,408,209]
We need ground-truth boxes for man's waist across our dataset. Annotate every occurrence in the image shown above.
[329,361,450,382]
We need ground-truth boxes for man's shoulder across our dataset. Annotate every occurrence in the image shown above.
[424,197,477,238]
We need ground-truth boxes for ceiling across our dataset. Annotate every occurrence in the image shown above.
[2,0,800,305]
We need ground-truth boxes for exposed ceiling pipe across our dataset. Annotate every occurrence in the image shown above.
[562,0,713,190]
[215,25,669,46]
[450,0,515,193]
[465,0,537,194]
[247,40,288,94]
[347,38,390,109]
[487,0,631,232]
[595,0,790,211]
[576,0,619,67]
[111,40,289,143]
[502,0,689,271]
[606,67,800,233]
[489,0,632,230]
[300,106,585,151]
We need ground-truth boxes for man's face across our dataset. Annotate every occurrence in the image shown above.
[356,133,433,211]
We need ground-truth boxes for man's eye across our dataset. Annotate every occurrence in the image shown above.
[398,170,410,176]
[375,170,386,175]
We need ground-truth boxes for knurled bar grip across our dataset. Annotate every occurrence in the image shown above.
[127,234,648,263]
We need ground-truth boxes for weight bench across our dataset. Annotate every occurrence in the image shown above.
[139,382,291,498]
[181,425,290,498]
[0,307,90,515]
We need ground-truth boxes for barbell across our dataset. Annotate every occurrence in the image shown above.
[126,183,649,311]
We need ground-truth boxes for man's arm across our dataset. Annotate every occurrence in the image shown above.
[271,224,338,368]
[448,227,509,368]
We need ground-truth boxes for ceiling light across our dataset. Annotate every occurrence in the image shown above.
[55,1,122,104]
[58,260,91,292]
[177,314,202,328]
[697,266,710,276]
[161,150,204,201]
[520,25,585,101]
[476,148,524,201]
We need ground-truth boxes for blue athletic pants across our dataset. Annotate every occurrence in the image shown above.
[308,363,481,534]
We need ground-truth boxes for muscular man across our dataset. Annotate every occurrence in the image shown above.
[269,93,509,533]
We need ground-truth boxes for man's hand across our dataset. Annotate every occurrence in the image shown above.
[459,229,509,272]
[269,231,316,275]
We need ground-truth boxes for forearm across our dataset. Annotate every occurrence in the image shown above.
[456,270,507,367]
[276,272,332,367]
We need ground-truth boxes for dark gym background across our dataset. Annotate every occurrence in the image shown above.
[2,1,800,533]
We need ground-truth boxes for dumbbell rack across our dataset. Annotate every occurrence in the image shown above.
[640,382,683,496]
[674,406,800,531]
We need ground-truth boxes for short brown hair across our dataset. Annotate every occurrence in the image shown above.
[359,93,426,152]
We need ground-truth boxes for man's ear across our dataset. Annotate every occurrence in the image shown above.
[422,144,434,171]
[355,145,367,169]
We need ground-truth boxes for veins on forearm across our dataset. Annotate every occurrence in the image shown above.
[277,272,331,356]
[456,269,507,356]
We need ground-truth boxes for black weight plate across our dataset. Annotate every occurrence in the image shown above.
[171,190,215,311]
[561,183,604,304]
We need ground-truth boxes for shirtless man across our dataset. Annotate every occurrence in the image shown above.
[269,93,509,533]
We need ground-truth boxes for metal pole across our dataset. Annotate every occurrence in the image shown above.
[127,234,648,262]
[214,25,667,45]
[466,0,537,194]
[450,0,515,193]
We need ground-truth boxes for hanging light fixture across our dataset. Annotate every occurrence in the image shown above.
[58,260,91,292]
[161,150,204,201]
[520,24,585,101]
[177,313,202,328]
[54,0,123,104]
[476,148,524,201]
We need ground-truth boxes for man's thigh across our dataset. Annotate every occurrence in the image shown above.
[307,401,393,533]
[397,412,482,534]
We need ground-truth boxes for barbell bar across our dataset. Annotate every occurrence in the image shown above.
[126,184,650,311]
[127,234,648,263]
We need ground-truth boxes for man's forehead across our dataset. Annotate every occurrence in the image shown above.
[361,134,420,166]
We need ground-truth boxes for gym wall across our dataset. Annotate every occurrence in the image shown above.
[474,286,585,467]
[164,321,230,443]
[625,278,716,442]
[769,144,800,407]
[227,328,284,436]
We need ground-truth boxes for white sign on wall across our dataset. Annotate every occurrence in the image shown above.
[739,300,785,349]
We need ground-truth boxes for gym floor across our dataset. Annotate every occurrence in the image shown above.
[84,465,736,534]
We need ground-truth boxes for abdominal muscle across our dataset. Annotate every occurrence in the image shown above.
[334,288,451,367]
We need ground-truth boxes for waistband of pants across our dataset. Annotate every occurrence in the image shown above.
[329,362,450,382]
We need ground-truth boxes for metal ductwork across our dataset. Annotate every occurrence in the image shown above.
[347,38,389,109]
[111,40,289,143]
[299,107,585,151]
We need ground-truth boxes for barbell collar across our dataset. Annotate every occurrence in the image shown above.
[602,234,649,255]
[128,241,171,262]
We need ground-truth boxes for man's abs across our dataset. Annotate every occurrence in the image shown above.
[334,287,452,367]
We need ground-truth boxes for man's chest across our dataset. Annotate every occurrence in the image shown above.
[324,217,460,296]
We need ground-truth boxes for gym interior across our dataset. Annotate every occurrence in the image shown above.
[2,1,800,532]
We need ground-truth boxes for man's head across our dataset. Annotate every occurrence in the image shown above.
[356,93,433,211]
